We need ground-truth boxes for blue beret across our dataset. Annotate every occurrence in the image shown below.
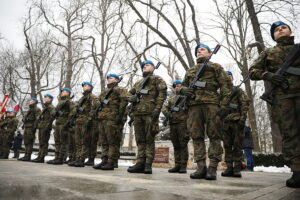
[5,111,11,113]
[61,88,72,93]
[226,71,233,76]
[44,94,54,99]
[270,21,291,40]
[140,60,155,68]
[107,73,120,80]
[172,80,183,88]
[31,97,38,102]
[11,111,17,114]
[82,81,94,88]
[195,43,211,56]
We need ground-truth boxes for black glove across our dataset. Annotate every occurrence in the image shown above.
[128,95,138,103]
[180,87,194,97]
[238,120,245,129]
[217,107,230,119]
[151,111,160,122]
[264,73,287,86]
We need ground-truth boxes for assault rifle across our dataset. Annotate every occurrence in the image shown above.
[260,44,300,105]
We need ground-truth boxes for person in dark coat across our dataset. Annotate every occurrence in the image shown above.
[243,126,254,171]
[13,131,23,158]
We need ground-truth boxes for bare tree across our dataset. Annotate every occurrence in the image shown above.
[39,0,92,88]
[212,0,261,151]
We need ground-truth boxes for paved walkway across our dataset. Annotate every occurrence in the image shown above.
[0,159,299,200]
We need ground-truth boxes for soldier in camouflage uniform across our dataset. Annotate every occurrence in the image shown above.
[47,88,75,165]
[249,21,300,188]
[162,80,189,173]
[18,98,41,161]
[68,82,98,167]
[127,60,167,174]
[221,71,250,178]
[180,43,231,180]
[93,74,128,170]
[0,111,18,159]
[31,94,55,163]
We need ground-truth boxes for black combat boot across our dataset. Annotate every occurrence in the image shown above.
[221,163,233,177]
[74,160,85,167]
[179,165,187,174]
[114,160,118,168]
[84,158,95,166]
[31,157,44,163]
[52,158,63,165]
[47,158,58,164]
[205,166,217,180]
[18,155,30,161]
[68,160,77,167]
[144,163,152,174]
[168,165,181,173]
[127,162,145,173]
[232,163,242,178]
[93,159,108,169]
[101,162,115,170]
[286,171,300,188]
[190,162,207,179]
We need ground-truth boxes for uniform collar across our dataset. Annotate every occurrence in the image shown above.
[196,57,209,64]
[276,36,294,46]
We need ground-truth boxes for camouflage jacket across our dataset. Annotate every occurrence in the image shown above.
[23,105,41,128]
[37,103,56,129]
[181,58,231,106]
[249,36,300,97]
[162,95,187,124]
[75,92,98,124]
[3,116,18,135]
[224,87,250,122]
[129,74,167,116]
[55,96,75,125]
[97,83,128,121]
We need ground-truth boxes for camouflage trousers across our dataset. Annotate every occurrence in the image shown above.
[74,123,91,161]
[24,127,36,157]
[0,132,13,157]
[222,121,244,164]
[37,128,51,158]
[54,124,69,159]
[170,122,189,166]
[85,121,99,160]
[134,115,159,164]
[272,95,300,171]
[98,120,119,163]
[187,104,223,168]
[68,128,76,161]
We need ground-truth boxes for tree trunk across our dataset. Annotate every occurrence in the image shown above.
[245,0,282,152]
[65,25,73,88]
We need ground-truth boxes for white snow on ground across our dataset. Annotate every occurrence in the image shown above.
[254,165,291,173]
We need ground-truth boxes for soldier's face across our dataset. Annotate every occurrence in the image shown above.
[143,64,155,72]
[83,85,92,92]
[197,47,211,58]
[274,25,292,41]
[175,84,182,92]
[107,77,118,84]
[229,75,233,82]
[61,91,70,97]
[43,97,52,103]
[8,112,15,117]
[29,100,36,105]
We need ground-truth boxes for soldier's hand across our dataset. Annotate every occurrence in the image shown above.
[264,73,287,86]
[217,107,230,119]
[128,95,138,103]
[180,87,194,96]
[238,120,245,129]
[151,111,160,122]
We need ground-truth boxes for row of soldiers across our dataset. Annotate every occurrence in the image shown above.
[0,20,299,188]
